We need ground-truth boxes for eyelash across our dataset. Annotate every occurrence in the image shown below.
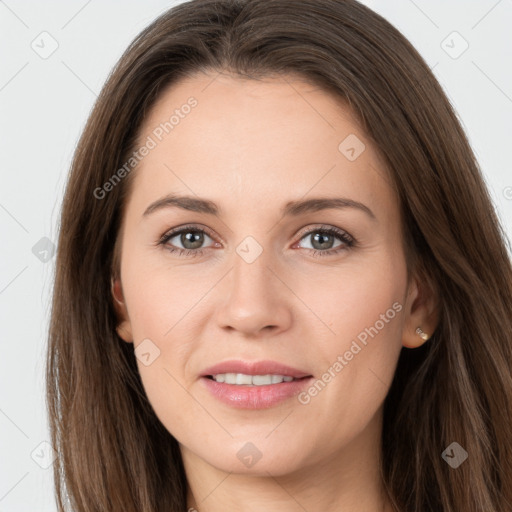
[157,224,356,258]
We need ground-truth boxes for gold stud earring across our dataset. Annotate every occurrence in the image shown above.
[415,327,429,341]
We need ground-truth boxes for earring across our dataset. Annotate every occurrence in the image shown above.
[415,327,429,341]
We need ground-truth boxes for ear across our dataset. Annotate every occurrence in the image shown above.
[111,277,133,343]
[401,269,439,349]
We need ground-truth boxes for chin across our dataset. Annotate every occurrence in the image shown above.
[190,438,311,476]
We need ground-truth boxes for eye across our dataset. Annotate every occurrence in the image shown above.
[294,225,355,257]
[157,224,355,258]
[157,224,218,257]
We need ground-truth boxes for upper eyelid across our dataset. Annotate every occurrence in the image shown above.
[295,224,350,239]
[162,224,217,243]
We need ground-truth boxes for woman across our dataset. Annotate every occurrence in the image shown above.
[46,0,512,510]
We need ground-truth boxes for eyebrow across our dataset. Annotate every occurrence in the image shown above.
[142,194,376,221]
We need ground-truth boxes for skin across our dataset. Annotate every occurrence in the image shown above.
[112,72,438,512]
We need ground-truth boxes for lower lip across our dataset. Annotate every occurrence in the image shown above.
[200,376,314,409]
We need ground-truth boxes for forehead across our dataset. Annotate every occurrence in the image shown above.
[140,72,365,156]
[127,72,393,219]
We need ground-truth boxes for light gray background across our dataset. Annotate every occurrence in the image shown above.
[1,1,511,510]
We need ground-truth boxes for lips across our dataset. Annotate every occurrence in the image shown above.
[200,359,312,379]
[199,359,314,409]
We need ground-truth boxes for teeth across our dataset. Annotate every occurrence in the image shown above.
[212,373,295,385]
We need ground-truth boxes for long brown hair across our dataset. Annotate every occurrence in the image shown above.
[46,0,512,510]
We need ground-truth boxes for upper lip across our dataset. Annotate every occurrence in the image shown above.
[200,360,312,379]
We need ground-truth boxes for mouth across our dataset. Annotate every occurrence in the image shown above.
[199,360,314,409]
[200,359,312,380]
[205,373,310,385]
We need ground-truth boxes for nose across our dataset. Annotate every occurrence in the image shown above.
[214,249,293,337]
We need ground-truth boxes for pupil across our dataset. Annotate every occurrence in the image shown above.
[182,231,204,249]
[313,232,333,250]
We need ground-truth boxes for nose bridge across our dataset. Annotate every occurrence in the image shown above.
[230,240,278,309]
[214,236,292,334]
[232,244,273,299]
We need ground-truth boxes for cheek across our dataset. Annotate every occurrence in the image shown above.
[296,250,406,345]
[296,254,406,434]
[120,248,219,405]
[122,249,204,340]
[122,265,200,436]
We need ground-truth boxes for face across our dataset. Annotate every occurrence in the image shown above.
[112,72,433,477]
